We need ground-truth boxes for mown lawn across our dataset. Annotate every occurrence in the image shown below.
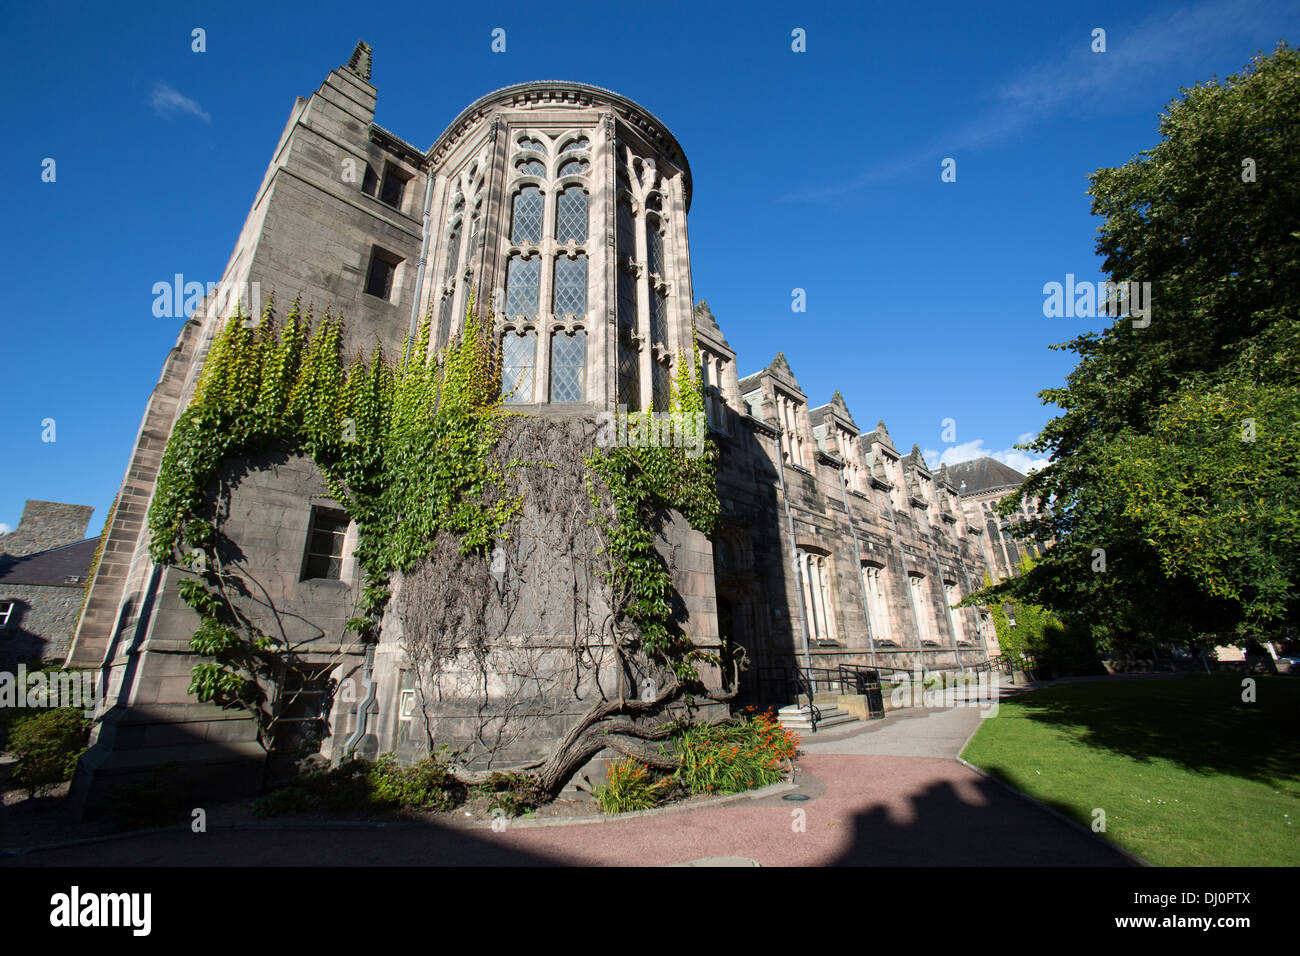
[961,674,1300,866]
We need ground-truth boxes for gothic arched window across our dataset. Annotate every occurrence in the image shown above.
[550,330,586,402]
[797,550,836,644]
[510,187,543,244]
[505,254,540,319]
[516,158,546,176]
[863,565,893,644]
[502,331,537,403]
[646,217,664,277]
[555,187,588,243]
[909,575,935,644]
[554,255,587,317]
[558,159,589,177]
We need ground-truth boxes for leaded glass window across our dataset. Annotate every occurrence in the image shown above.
[469,205,481,257]
[558,159,589,177]
[560,136,589,153]
[511,187,543,244]
[550,331,586,402]
[649,290,667,345]
[516,159,546,176]
[505,254,540,319]
[617,268,637,336]
[444,227,460,281]
[555,187,588,243]
[618,342,640,410]
[616,197,636,256]
[646,220,664,276]
[502,331,536,403]
[518,137,545,153]
[651,358,671,411]
[438,293,454,348]
[554,255,587,317]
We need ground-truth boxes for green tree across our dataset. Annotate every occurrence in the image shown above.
[991,43,1300,654]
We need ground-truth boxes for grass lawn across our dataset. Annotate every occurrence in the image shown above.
[960,674,1300,866]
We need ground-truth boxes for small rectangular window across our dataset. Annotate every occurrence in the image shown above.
[379,164,409,209]
[302,508,348,580]
[362,163,379,198]
[364,247,401,300]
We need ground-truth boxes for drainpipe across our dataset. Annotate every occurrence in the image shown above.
[835,458,876,670]
[407,168,437,341]
[776,424,813,678]
[344,642,377,757]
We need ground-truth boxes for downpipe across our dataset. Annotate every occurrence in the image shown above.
[344,642,377,757]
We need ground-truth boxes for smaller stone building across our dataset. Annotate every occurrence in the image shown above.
[947,458,1045,583]
[0,501,99,667]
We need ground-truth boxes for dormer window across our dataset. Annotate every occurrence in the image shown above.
[775,390,804,465]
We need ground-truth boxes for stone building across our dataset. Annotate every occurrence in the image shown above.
[66,44,1002,812]
[0,500,98,668]
[947,457,1045,583]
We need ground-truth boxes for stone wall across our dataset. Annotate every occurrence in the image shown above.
[0,501,93,558]
[0,582,85,666]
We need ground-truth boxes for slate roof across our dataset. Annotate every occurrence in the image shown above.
[0,538,99,587]
[945,457,1027,495]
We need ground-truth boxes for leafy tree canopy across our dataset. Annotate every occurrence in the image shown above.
[993,43,1300,652]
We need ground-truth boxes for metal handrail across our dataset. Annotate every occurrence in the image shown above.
[789,665,820,732]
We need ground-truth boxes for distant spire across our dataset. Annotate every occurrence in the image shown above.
[346,41,373,81]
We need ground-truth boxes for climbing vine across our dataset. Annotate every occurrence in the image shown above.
[148,296,520,728]
[585,349,720,680]
[149,295,739,794]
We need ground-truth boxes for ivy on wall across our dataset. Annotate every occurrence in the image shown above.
[148,297,519,721]
[585,350,720,680]
[148,296,731,788]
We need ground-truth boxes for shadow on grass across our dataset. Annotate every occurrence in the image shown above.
[998,675,1300,787]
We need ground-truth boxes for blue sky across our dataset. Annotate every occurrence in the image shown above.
[1,0,1295,534]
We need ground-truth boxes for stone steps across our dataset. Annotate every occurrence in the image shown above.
[777,703,860,733]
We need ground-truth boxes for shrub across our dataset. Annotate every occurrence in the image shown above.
[252,752,466,817]
[368,754,465,811]
[675,710,798,795]
[9,708,90,798]
[593,757,672,814]
[476,770,544,817]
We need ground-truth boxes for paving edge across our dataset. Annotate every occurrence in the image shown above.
[953,756,1154,868]
[0,781,801,856]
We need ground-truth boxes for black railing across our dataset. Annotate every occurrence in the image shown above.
[790,666,820,732]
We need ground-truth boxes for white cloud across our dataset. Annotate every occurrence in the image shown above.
[150,83,211,122]
[922,438,1050,476]
[0,523,11,535]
